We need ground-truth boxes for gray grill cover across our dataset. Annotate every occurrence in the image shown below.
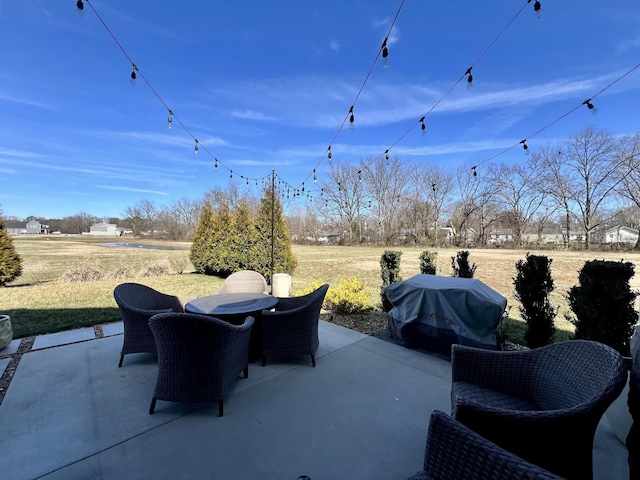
[386,274,507,355]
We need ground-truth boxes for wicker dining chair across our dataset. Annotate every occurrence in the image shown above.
[113,283,195,367]
[261,283,329,367]
[407,410,563,480]
[450,340,627,480]
[148,312,254,417]
[217,270,269,295]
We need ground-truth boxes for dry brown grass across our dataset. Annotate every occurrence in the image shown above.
[3,235,640,340]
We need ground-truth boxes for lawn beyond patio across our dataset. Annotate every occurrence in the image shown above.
[4,235,640,341]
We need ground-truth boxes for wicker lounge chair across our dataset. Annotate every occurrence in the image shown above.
[148,312,254,417]
[407,410,563,480]
[261,283,329,367]
[113,283,195,367]
[450,340,627,480]
[217,270,269,295]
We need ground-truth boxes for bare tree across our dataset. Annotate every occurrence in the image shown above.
[616,132,640,248]
[138,199,158,237]
[535,145,577,249]
[122,204,143,237]
[167,197,202,241]
[488,157,546,246]
[361,156,411,244]
[204,182,257,211]
[408,164,453,245]
[562,126,628,249]
[60,212,100,234]
[449,167,483,247]
[320,161,367,243]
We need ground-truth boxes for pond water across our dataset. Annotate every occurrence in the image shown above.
[96,242,188,251]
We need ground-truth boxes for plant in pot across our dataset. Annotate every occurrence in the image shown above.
[566,259,638,444]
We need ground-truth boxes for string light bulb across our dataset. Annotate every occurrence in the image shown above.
[381,37,389,69]
[302,182,305,192]
[230,171,233,179]
[194,139,199,155]
[432,183,436,192]
[327,146,332,160]
[313,169,317,183]
[349,106,355,130]
[385,149,390,160]
[520,139,530,155]
[167,110,173,129]
[76,0,84,17]
[472,166,478,177]
[533,0,543,19]
[420,117,426,136]
[583,99,598,115]
[214,158,218,169]
[130,63,138,85]
[465,67,473,90]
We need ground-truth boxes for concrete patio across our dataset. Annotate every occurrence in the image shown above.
[0,321,629,480]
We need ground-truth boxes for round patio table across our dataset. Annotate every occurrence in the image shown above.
[185,293,278,361]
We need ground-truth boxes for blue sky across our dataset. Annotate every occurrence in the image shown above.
[1,0,639,220]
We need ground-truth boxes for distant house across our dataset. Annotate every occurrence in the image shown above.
[602,226,639,245]
[89,223,121,236]
[5,220,49,234]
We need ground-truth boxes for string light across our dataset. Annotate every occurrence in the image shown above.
[76,0,84,17]
[465,67,473,90]
[520,139,530,155]
[313,169,317,183]
[385,149,390,160]
[167,110,173,129]
[214,158,218,169]
[420,117,426,136]
[583,99,598,115]
[358,170,362,182]
[230,171,233,179]
[533,0,543,19]
[432,183,436,192]
[80,0,640,210]
[349,106,355,130]
[381,37,389,69]
[130,63,138,85]
[194,139,199,155]
[472,166,478,177]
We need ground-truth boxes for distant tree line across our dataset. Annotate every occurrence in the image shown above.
[8,126,640,250]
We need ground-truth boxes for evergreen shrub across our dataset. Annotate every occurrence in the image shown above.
[380,250,402,312]
[567,259,638,356]
[451,250,477,278]
[419,250,438,275]
[0,218,22,286]
[513,253,556,348]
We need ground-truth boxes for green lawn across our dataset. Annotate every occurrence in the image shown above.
[3,235,640,341]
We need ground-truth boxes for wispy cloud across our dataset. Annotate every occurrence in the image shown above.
[0,92,57,110]
[330,40,340,52]
[231,109,278,121]
[617,34,640,53]
[94,185,170,195]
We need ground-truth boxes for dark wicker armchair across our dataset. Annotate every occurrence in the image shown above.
[261,283,329,367]
[113,282,195,367]
[451,340,627,480]
[148,312,254,417]
[217,270,269,295]
[407,410,563,480]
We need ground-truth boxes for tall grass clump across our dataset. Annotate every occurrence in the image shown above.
[60,263,102,282]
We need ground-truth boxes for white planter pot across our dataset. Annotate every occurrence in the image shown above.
[0,315,13,350]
